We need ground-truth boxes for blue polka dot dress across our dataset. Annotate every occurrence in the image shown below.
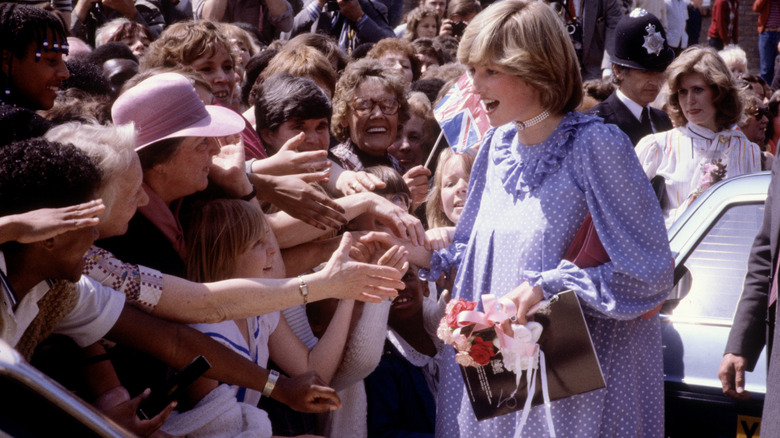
[432,112,674,438]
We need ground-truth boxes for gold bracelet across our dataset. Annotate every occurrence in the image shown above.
[298,275,309,305]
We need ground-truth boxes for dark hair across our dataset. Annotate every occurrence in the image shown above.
[254,73,332,132]
[583,78,615,102]
[410,78,445,105]
[137,137,183,170]
[107,20,154,46]
[63,58,112,96]
[0,4,68,59]
[0,4,68,103]
[242,49,278,106]
[767,89,780,141]
[365,165,412,211]
[87,41,139,66]
[412,38,445,65]
[447,0,481,19]
[0,138,100,218]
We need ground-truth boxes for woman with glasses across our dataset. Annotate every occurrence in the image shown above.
[636,46,762,227]
[330,59,409,175]
[330,59,432,206]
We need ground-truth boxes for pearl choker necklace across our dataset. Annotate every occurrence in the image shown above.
[515,110,550,131]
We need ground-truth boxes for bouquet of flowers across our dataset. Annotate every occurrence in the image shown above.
[437,296,544,375]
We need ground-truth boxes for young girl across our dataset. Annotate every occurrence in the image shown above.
[170,198,405,437]
[0,3,69,145]
[425,147,476,248]
[403,6,441,42]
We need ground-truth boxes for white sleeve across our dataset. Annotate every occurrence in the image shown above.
[53,276,125,347]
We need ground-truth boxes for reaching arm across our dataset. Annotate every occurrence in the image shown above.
[106,304,341,413]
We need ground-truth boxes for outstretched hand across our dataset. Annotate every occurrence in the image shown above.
[273,371,341,413]
[320,232,404,302]
[0,199,105,244]
[365,192,426,247]
[262,174,347,230]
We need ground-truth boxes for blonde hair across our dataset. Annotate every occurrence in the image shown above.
[185,199,267,283]
[426,147,475,228]
[457,0,582,115]
[666,46,743,131]
[718,44,748,75]
[44,121,138,226]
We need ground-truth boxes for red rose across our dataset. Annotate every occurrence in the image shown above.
[469,336,496,366]
[446,299,478,329]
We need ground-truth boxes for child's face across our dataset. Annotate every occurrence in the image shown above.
[440,157,469,224]
[266,117,331,153]
[4,34,69,110]
[389,265,427,323]
[191,45,236,107]
[417,15,438,38]
[233,223,284,279]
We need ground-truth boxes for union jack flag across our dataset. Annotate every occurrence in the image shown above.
[433,73,491,153]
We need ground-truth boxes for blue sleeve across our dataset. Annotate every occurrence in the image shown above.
[523,122,673,319]
[354,0,396,42]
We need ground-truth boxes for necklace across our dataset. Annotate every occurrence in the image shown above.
[515,110,550,131]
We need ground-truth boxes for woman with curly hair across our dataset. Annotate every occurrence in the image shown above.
[403,6,441,42]
[636,46,762,226]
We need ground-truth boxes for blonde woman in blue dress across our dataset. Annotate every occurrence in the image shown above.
[424,1,674,436]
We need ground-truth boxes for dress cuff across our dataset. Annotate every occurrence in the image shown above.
[521,259,578,298]
[419,242,466,281]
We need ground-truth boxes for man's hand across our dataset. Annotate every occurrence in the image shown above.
[338,0,364,22]
[257,174,347,230]
[718,353,752,401]
[272,371,341,413]
[319,232,404,302]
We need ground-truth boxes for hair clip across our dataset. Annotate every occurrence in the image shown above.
[43,39,49,50]
[61,42,70,54]
[4,87,10,97]
[35,50,41,61]
[53,41,60,52]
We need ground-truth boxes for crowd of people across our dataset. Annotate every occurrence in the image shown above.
[2,0,780,436]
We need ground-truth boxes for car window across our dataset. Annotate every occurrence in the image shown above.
[672,203,765,322]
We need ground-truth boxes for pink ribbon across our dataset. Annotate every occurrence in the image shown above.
[456,295,519,349]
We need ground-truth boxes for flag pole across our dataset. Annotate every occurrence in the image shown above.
[424,130,445,170]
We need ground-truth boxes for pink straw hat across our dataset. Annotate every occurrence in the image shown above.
[112,72,245,151]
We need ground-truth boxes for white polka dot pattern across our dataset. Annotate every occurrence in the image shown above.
[434,113,674,438]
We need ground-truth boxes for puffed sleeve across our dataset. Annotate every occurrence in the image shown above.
[524,122,673,320]
[635,132,664,179]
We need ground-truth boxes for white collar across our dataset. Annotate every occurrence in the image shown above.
[616,88,645,121]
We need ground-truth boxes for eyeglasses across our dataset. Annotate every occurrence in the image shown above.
[352,97,400,115]
[752,106,770,120]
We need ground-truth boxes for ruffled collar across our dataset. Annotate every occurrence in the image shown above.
[492,112,595,196]
[681,123,749,154]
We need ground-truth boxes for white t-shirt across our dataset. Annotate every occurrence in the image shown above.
[0,252,125,349]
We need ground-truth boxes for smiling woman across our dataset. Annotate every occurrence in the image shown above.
[0,4,71,146]
[635,46,762,227]
[330,59,410,174]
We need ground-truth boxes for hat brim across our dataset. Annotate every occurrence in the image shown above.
[611,47,675,73]
[135,105,245,151]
